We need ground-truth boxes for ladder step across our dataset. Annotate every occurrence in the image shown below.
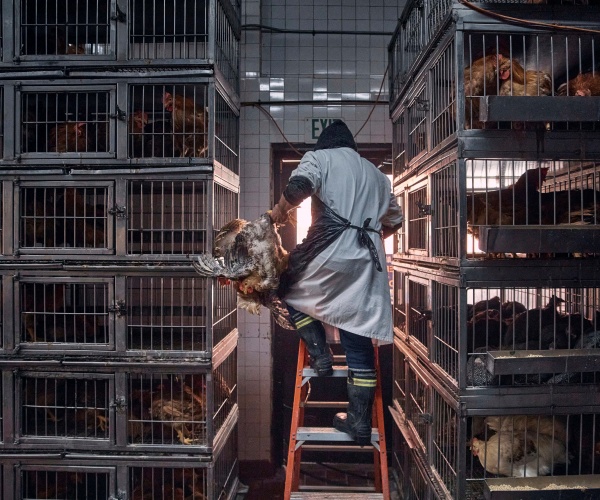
[296,426,379,443]
[291,493,384,499]
[302,366,348,377]
[301,401,346,409]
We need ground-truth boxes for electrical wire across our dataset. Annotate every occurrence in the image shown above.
[354,66,390,138]
[248,103,305,157]
[458,0,600,35]
[245,66,390,155]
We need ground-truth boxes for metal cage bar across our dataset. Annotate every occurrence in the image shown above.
[126,276,207,353]
[19,466,113,499]
[18,373,111,441]
[126,372,209,447]
[126,179,209,255]
[19,278,110,347]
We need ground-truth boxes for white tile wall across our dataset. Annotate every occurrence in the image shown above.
[238,0,406,462]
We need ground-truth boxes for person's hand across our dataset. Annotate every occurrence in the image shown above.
[269,204,289,224]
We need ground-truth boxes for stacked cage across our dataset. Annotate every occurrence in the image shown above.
[0,1,241,499]
[388,1,600,498]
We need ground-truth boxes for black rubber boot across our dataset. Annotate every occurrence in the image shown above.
[333,370,376,446]
[290,311,333,376]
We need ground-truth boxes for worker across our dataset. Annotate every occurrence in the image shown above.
[270,119,403,446]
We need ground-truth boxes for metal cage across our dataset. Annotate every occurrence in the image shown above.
[7,270,236,358]
[392,361,600,499]
[1,175,238,260]
[391,21,600,178]
[393,266,600,390]
[396,158,600,263]
[10,0,240,90]
[0,80,239,170]
[17,371,113,445]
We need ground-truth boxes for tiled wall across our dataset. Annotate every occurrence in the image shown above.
[239,0,405,462]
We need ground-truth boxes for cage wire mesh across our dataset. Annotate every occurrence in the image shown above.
[407,187,428,251]
[127,372,208,446]
[465,160,600,259]
[213,349,237,435]
[462,32,600,130]
[431,281,600,388]
[20,0,111,57]
[20,373,110,440]
[128,84,210,159]
[126,276,207,352]
[20,279,109,345]
[21,467,111,499]
[127,179,208,255]
[21,90,111,154]
[407,87,428,162]
[128,0,209,60]
[395,347,600,498]
[406,363,430,452]
[215,0,241,93]
[19,185,109,250]
[392,425,434,500]
[129,465,208,500]
[214,91,240,174]
[393,269,407,334]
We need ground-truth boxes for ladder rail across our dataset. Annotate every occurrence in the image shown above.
[284,341,390,500]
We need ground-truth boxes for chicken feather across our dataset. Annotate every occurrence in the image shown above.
[192,213,293,329]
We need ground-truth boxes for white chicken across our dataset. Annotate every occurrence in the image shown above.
[192,213,293,329]
[471,415,570,477]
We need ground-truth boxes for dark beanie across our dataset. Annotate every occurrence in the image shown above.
[313,119,358,152]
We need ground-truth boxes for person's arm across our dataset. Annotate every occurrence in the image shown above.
[380,192,404,238]
[270,175,314,224]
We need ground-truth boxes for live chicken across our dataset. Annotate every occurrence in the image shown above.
[163,92,208,157]
[193,213,293,329]
[48,122,90,152]
[464,54,519,129]
[467,166,549,244]
[149,377,205,445]
[471,414,570,477]
[558,72,600,96]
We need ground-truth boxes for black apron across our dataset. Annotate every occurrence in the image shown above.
[278,196,383,298]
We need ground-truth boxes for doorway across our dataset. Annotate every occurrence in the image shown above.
[270,142,394,467]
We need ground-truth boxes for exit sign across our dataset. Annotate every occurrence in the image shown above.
[305,118,337,143]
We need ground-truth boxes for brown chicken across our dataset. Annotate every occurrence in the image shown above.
[193,214,293,329]
[163,92,208,157]
[149,378,206,445]
[472,414,569,477]
[129,110,149,158]
[464,54,518,129]
[558,72,600,96]
[467,166,549,243]
[48,122,90,152]
[499,69,552,97]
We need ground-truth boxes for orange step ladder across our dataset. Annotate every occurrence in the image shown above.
[284,341,389,500]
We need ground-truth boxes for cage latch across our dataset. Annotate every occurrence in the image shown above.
[418,413,433,424]
[416,201,432,217]
[111,5,126,23]
[108,205,127,218]
[111,105,126,122]
[110,396,127,414]
[108,490,127,500]
[109,299,127,317]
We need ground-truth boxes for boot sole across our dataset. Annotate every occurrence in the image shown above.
[333,415,371,446]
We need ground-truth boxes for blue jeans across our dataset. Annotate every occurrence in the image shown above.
[287,306,374,371]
